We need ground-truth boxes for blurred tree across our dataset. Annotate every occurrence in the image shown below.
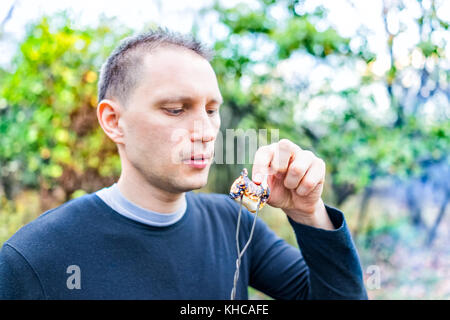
[204,0,362,195]
[0,13,131,209]
[202,0,449,241]
[377,0,449,237]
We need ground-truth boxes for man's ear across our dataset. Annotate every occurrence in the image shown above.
[97,99,125,145]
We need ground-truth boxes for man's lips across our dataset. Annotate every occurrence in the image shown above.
[180,153,213,161]
[191,154,211,160]
[181,154,213,169]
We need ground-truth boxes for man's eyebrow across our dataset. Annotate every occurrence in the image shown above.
[155,95,223,105]
[155,96,194,105]
[209,97,223,105]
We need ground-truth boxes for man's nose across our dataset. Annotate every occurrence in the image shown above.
[190,128,216,143]
[190,113,217,143]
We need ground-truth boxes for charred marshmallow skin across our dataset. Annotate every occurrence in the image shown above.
[229,168,270,213]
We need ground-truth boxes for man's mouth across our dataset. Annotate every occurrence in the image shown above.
[182,154,212,169]
[191,154,210,160]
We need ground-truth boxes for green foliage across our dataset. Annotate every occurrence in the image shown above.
[0,191,41,245]
[270,17,350,59]
[0,14,131,199]
[207,0,449,205]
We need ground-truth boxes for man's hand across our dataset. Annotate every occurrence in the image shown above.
[251,139,335,230]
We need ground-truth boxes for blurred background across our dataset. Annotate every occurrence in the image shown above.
[0,0,448,299]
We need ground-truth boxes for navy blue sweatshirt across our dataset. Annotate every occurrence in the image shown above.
[0,192,367,299]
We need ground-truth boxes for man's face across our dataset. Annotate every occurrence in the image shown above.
[117,46,222,193]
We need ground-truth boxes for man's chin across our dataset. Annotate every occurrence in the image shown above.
[181,176,209,191]
[169,181,206,194]
[170,172,209,192]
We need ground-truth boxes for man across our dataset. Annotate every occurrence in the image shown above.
[0,29,368,299]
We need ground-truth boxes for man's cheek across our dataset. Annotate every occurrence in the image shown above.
[167,128,189,164]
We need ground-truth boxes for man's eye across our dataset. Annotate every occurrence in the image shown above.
[165,108,183,115]
[207,109,218,115]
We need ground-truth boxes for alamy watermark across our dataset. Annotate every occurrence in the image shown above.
[170,120,280,165]
[66,265,81,290]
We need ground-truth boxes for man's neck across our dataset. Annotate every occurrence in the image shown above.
[116,173,186,214]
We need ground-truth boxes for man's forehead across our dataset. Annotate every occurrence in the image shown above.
[137,46,222,101]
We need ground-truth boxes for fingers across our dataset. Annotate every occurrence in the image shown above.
[295,158,326,196]
[251,144,275,184]
[251,139,325,196]
[252,139,300,184]
[283,150,315,189]
[271,139,300,175]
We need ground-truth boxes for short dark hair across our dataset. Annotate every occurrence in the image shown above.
[98,28,213,105]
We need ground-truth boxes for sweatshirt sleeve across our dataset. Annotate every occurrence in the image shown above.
[248,204,368,300]
[0,243,46,300]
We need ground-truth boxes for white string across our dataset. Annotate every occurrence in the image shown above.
[230,196,261,300]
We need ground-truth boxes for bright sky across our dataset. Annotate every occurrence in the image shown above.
[2,0,444,60]
[0,0,214,65]
[2,0,448,68]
